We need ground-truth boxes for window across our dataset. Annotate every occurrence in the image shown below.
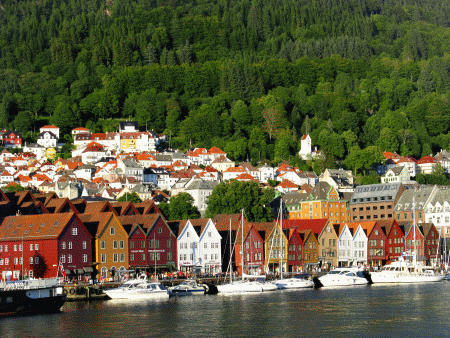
[67,255,72,263]
[113,241,118,249]
[120,254,125,262]
[34,257,38,264]
[204,243,208,249]
[29,257,34,264]
[130,254,135,261]
[130,241,134,249]
[0,245,2,252]
[35,243,38,250]
[61,242,66,250]
[72,228,77,235]
[168,252,172,261]
[0,258,3,265]
[101,254,106,263]
[113,254,118,262]
[101,241,106,249]
[208,232,212,237]
[158,227,162,233]
[141,241,145,249]
[142,254,146,261]
[14,245,17,251]
[29,244,33,251]
[82,241,87,250]
[110,227,115,235]
[187,232,190,237]
[68,242,73,250]
[60,255,66,263]
[83,254,87,263]
[119,241,124,249]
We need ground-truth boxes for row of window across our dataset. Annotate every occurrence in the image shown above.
[60,254,88,264]
[62,241,87,250]
[0,244,41,252]
[130,239,171,249]
[246,253,262,262]
[353,205,392,211]
[101,253,126,263]
[354,214,393,220]
[130,252,171,261]
[369,239,385,247]
[100,240,125,250]
[287,254,302,260]
[352,196,393,203]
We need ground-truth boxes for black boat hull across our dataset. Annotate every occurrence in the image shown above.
[0,288,66,316]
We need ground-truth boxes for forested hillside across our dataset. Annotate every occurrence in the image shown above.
[2,0,450,173]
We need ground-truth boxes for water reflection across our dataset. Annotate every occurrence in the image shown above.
[2,284,450,337]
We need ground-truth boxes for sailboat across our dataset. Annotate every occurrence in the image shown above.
[371,189,445,284]
[217,210,276,294]
[274,199,314,289]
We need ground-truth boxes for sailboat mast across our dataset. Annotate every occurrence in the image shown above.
[241,209,244,281]
[280,198,283,280]
[229,218,232,284]
[413,187,417,265]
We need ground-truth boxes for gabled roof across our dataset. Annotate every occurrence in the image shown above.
[110,201,139,216]
[278,219,328,237]
[44,198,78,214]
[83,201,117,215]
[0,213,90,240]
[213,213,244,232]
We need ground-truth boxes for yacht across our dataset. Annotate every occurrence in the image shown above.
[371,259,445,284]
[314,267,370,288]
[168,280,206,296]
[275,274,314,289]
[104,275,147,299]
[126,281,169,300]
[217,277,277,294]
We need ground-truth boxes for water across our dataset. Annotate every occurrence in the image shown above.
[2,283,450,338]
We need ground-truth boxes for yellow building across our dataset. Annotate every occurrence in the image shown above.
[284,182,350,223]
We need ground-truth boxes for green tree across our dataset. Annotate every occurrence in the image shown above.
[117,192,142,203]
[205,181,274,222]
[159,193,200,221]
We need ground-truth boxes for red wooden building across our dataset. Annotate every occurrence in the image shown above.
[364,221,388,266]
[241,224,265,275]
[287,229,303,272]
[420,223,440,264]
[119,214,177,273]
[0,213,92,281]
[381,220,405,263]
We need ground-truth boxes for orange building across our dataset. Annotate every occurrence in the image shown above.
[283,182,350,223]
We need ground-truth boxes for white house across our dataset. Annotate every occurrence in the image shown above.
[39,125,60,139]
[337,224,354,267]
[176,220,201,271]
[197,219,222,274]
[37,131,58,148]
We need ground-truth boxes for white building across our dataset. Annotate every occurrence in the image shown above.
[177,220,200,271]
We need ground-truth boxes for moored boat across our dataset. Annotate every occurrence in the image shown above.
[0,278,66,316]
[371,260,445,284]
[103,274,147,299]
[275,273,314,289]
[168,279,206,296]
[126,281,169,300]
[314,267,370,288]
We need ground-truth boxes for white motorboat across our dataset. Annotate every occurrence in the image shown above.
[371,260,445,284]
[126,282,169,300]
[217,278,277,294]
[314,267,370,288]
[275,273,314,289]
[168,280,206,296]
[104,275,147,299]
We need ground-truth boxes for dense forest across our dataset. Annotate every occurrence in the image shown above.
[2,0,450,173]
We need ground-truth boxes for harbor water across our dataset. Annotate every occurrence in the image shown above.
[2,282,450,337]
